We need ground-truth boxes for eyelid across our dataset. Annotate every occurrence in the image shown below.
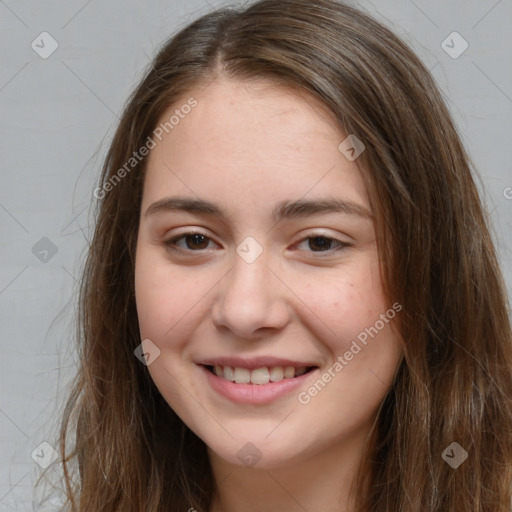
[291,228,351,243]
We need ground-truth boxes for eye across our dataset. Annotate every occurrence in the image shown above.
[294,234,349,254]
[163,232,350,256]
[164,232,218,253]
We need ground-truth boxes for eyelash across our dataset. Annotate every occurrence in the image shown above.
[163,231,350,256]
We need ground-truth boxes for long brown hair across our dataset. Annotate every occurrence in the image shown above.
[55,0,512,510]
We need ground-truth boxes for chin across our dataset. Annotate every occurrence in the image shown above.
[205,433,311,470]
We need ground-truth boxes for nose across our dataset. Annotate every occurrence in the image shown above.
[211,251,291,340]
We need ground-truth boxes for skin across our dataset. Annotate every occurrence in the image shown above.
[134,76,404,512]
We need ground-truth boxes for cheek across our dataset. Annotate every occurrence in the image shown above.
[297,265,402,421]
[299,256,389,353]
[134,247,208,345]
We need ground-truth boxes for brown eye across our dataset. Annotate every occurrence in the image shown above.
[164,232,216,253]
[183,234,210,250]
[296,235,348,254]
[308,236,334,251]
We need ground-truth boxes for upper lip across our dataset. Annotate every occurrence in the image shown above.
[196,356,319,370]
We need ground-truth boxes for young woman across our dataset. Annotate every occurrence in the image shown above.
[56,0,512,510]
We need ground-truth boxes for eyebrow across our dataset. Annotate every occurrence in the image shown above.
[144,196,372,221]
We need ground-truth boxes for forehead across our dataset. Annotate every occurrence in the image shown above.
[142,77,370,219]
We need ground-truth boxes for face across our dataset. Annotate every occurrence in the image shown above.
[135,77,403,469]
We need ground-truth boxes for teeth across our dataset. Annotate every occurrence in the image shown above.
[223,366,235,381]
[212,365,310,384]
[251,367,270,385]
[284,366,295,379]
[234,368,251,384]
[269,366,284,381]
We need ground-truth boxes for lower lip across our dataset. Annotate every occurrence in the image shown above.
[199,365,317,405]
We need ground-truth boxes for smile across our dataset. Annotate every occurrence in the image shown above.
[205,364,316,385]
[199,363,320,405]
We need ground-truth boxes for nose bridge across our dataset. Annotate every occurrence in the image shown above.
[212,245,289,337]
[233,247,272,297]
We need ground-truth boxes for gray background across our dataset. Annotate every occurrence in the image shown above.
[1,0,511,509]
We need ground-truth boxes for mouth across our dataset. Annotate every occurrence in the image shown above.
[202,364,318,385]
